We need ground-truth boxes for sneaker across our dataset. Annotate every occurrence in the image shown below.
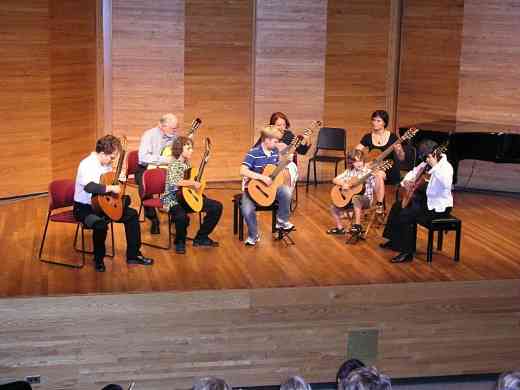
[150,219,160,235]
[94,258,105,272]
[276,219,295,231]
[245,234,260,246]
[350,224,363,235]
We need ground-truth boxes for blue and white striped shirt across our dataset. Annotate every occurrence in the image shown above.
[241,145,279,188]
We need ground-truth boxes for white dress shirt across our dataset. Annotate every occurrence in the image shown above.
[402,154,453,212]
[74,152,112,205]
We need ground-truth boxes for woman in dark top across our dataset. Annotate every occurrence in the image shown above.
[269,112,311,156]
[355,110,405,214]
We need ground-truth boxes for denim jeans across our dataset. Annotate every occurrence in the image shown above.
[241,185,292,239]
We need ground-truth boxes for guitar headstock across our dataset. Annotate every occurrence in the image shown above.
[302,120,322,137]
[119,135,128,152]
[203,137,211,162]
[375,159,394,172]
[433,142,448,158]
[187,118,202,138]
[401,127,419,142]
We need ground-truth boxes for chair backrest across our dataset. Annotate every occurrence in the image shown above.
[141,168,167,199]
[48,179,76,211]
[127,150,139,176]
[0,381,32,390]
[315,127,347,153]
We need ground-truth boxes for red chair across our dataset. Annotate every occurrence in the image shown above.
[38,179,115,268]
[126,150,139,187]
[139,168,173,249]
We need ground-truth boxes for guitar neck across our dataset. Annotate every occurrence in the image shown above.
[373,138,401,163]
[113,150,126,185]
[269,139,302,179]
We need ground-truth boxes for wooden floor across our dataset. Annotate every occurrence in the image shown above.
[1,185,520,297]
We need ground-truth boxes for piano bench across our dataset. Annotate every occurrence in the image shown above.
[414,216,462,263]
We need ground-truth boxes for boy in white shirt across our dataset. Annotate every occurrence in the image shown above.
[381,139,453,263]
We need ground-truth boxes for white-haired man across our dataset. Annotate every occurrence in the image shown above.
[135,113,179,234]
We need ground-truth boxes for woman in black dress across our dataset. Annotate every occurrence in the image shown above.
[355,110,405,214]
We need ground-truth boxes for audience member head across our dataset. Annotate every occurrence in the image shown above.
[336,359,366,387]
[269,112,291,131]
[192,377,231,390]
[371,110,389,130]
[101,385,123,390]
[159,113,179,135]
[280,375,311,390]
[338,366,391,390]
[171,135,194,160]
[497,372,520,390]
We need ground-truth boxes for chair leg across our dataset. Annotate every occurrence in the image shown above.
[313,160,317,187]
[138,202,145,223]
[290,183,298,212]
[271,207,277,233]
[306,160,312,192]
[142,213,173,250]
[334,161,338,177]
[238,206,244,241]
[39,213,86,268]
[412,223,418,253]
[233,200,238,235]
[427,228,434,263]
[437,230,444,251]
[454,223,461,262]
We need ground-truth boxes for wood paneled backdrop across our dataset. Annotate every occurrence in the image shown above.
[1,0,520,197]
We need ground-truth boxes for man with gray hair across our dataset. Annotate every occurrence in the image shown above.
[498,372,520,390]
[280,375,311,390]
[136,113,179,234]
[338,366,391,390]
[192,377,231,390]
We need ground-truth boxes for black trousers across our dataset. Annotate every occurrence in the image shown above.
[73,195,141,260]
[383,197,451,253]
[135,164,158,221]
[169,196,223,244]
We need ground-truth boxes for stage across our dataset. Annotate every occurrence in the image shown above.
[1,185,520,389]
[1,185,520,297]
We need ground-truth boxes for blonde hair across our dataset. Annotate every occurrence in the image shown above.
[260,125,283,140]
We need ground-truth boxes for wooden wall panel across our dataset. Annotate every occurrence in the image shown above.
[1,280,519,389]
[112,0,185,150]
[457,0,520,129]
[397,0,464,128]
[324,0,392,150]
[0,0,51,197]
[184,0,253,181]
[49,0,98,180]
[253,0,327,178]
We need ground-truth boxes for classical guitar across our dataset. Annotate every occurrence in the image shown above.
[148,118,202,169]
[179,137,211,213]
[92,136,128,221]
[330,160,393,208]
[366,127,419,165]
[247,121,321,207]
[398,142,448,208]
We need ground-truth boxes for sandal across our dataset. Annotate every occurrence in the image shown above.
[327,227,346,235]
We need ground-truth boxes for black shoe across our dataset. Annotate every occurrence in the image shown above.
[127,254,154,265]
[379,240,395,250]
[390,252,414,263]
[175,242,186,254]
[150,219,160,235]
[193,236,219,247]
[94,258,106,272]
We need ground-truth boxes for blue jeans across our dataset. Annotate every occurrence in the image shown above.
[241,185,292,239]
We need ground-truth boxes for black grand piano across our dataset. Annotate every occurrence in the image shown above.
[399,121,520,186]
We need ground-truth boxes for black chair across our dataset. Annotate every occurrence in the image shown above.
[0,381,32,390]
[413,215,462,263]
[232,194,278,241]
[306,127,347,191]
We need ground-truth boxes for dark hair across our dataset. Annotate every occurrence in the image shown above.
[371,110,389,128]
[417,139,439,161]
[339,366,391,390]
[192,377,232,390]
[95,135,121,154]
[336,359,365,384]
[269,111,291,129]
[171,136,193,159]
[101,385,124,390]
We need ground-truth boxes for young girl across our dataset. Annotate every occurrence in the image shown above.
[327,149,376,238]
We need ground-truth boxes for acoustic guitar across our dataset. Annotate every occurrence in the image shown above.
[147,118,202,169]
[366,127,419,165]
[92,136,127,221]
[330,160,393,208]
[179,137,211,213]
[247,121,321,207]
[398,142,448,208]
